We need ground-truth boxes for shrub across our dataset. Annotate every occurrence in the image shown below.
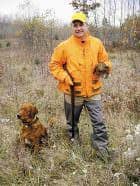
[6,41,11,47]
[34,58,42,65]
[21,17,47,49]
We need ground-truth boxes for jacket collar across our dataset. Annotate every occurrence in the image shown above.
[71,32,90,46]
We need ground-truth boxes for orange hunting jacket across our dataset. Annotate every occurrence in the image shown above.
[49,34,112,97]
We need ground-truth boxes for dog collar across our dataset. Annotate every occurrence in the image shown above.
[22,117,39,127]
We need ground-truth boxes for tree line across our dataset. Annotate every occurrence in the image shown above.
[0,0,139,51]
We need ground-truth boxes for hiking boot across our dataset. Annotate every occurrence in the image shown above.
[70,135,81,145]
[96,147,111,163]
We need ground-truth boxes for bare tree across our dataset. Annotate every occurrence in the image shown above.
[70,0,100,16]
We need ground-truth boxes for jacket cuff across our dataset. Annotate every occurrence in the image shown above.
[104,60,112,73]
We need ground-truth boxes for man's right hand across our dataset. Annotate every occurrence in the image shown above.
[64,75,73,86]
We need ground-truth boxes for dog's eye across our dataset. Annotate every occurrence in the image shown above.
[28,111,34,118]
[27,111,31,115]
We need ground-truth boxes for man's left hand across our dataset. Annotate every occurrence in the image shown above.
[94,63,110,77]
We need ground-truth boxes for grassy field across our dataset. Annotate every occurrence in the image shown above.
[0,43,139,185]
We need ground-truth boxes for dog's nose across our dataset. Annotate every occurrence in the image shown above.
[17,114,21,119]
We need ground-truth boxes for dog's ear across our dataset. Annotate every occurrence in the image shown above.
[30,106,38,118]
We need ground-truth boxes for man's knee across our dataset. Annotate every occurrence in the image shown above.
[85,100,104,124]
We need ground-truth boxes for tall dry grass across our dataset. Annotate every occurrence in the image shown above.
[0,43,139,185]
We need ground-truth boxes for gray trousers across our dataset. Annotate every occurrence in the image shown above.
[64,96,108,150]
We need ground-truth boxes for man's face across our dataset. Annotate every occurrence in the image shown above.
[72,21,88,38]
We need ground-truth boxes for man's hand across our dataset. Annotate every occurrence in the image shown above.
[94,63,109,77]
[64,75,73,86]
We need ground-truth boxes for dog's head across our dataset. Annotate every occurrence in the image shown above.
[17,103,38,124]
[94,63,109,76]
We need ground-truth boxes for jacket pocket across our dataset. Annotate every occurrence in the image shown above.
[73,81,82,96]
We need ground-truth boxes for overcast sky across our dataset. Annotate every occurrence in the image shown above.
[0,0,74,23]
[0,0,139,25]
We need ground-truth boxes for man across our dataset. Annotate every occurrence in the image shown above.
[49,12,112,161]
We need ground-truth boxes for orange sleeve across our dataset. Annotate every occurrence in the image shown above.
[49,44,69,82]
[98,41,112,73]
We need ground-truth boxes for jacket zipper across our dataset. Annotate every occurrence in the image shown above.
[83,48,88,96]
[83,48,85,56]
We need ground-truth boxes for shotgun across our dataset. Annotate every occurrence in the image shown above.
[70,83,75,139]
[64,64,75,139]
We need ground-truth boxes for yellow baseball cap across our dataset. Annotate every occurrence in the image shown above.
[71,12,87,23]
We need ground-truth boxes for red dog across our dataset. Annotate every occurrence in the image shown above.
[17,103,48,152]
